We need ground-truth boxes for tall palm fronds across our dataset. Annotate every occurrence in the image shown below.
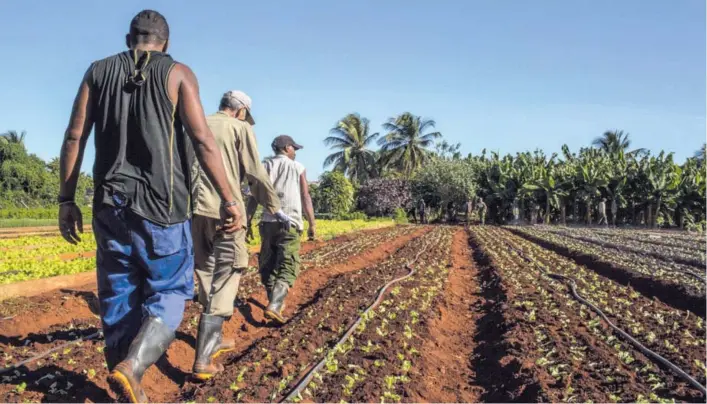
[592,130,645,157]
[323,113,379,183]
[378,112,441,177]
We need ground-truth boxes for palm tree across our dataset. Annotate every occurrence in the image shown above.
[592,130,645,157]
[378,112,441,177]
[0,130,26,145]
[323,114,379,183]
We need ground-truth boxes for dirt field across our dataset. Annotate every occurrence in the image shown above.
[0,224,705,403]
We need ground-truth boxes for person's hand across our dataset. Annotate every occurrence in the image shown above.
[307,223,316,241]
[219,203,244,234]
[59,203,83,245]
[246,222,255,242]
[274,210,295,232]
[274,209,293,224]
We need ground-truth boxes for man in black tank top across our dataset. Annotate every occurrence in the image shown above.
[57,10,244,403]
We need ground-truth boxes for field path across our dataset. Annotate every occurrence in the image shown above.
[406,228,482,402]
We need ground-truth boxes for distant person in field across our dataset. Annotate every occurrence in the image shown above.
[597,198,608,226]
[465,198,474,223]
[477,197,487,225]
[57,10,243,403]
[418,198,427,224]
[247,135,316,325]
[189,90,288,380]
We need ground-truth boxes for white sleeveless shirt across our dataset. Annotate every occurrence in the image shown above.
[261,154,305,230]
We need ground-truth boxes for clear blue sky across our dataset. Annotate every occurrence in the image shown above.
[0,0,704,179]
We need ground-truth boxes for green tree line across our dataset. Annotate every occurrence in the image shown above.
[321,113,706,230]
[0,130,93,211]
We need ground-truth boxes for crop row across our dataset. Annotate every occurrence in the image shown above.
[0,220,396,285]
[182,227,455,403]
[538,226,705,268]
[302,225,416,265]
[295,228,455,403]
[507,226,705,314]
[470,226,706,402]
[593,229,704,253]
[595,228,705,246]
[0,225,417,402]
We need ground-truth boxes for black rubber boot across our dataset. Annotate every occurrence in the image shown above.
[264,281,289,325]
[266,285,273,304]
[192,314,235,381]
[104,338,130,372]
[107,316,174,403]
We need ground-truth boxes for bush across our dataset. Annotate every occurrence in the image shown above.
[338,211,368,221]
[0,207,92,220]
[313,171,354,218]
[412,159,477,212]
[393,208,408,224]
[356,178,412,217]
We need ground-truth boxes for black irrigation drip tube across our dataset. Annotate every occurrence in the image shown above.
[502,240,707,396]
[282,239,433,403]
[0,331,103,375]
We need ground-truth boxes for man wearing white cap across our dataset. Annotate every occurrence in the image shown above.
[189,90,294,380]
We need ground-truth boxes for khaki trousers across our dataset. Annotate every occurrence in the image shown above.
[192,215,248,317]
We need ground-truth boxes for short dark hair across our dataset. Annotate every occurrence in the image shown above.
[129,10,169,44]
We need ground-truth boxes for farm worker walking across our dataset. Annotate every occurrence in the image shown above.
[477,197,487,225]
[57,10,244,403]
[418,198,427,224]
[597,198,608,226]
[610,198,618,227]
[189,91,288,380]
[465,198,474,223]
[246,135,316,325]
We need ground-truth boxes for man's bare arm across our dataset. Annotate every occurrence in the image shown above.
[171,63,234,204]
[299,171,315,227]
[60,69,93,200]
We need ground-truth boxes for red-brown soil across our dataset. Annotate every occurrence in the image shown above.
[0,225,426,403]
[184,226,453,403]
[1,224,705,403]
[509,228,706,317]
[404,229,482,402]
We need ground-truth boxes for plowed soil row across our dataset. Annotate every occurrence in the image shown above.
[404,229,481,403]
[0,225,426,403]
[471,227,706,402]
[0,226,407,338]
[509,227,706,317]
[183,227,456,403]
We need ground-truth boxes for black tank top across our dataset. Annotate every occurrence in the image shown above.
[88,50,194,225]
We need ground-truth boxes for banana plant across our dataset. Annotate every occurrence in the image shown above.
[522,161,568,224]
[605,150,628,226]
[575,149,609,225]
[643,152,681,228]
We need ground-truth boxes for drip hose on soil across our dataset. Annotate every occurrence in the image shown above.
[503,241,707,396]
[282,240,433,403]
[0,331,103,375]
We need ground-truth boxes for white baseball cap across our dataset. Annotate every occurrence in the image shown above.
[220,90,255,125]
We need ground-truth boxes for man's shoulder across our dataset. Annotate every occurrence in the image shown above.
[230,119,252,134]
[92,51,130,67]
[293,160,306,172]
